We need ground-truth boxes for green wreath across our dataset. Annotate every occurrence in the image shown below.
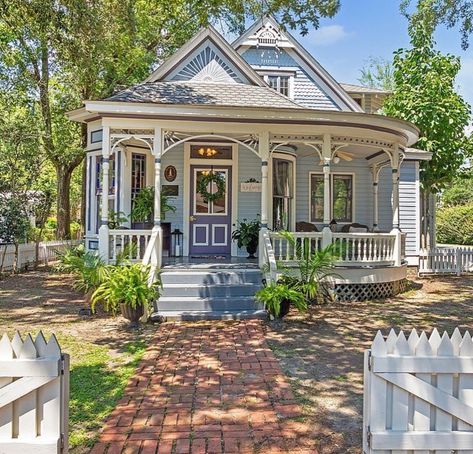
[197,171,226,203]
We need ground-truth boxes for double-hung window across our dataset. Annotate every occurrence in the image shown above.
[272,157,294,230]
[310,174,353,223]
[266,75,291,97]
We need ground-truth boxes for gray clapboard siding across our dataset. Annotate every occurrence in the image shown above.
[161,145,184,231]
[241,48,339,110]
[295,156,373,228]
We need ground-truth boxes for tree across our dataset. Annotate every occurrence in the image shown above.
[401,0,473,49]
[0,0,341,238]
[441,171,473,207]
[358,57,395,91]
[384,0,472,247]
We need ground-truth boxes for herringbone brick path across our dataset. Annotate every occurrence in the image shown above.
[90,321,317,453]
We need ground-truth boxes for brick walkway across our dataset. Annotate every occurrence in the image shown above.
[90,321,317,454]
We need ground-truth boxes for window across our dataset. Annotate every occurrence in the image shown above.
[131,154,146,198]
[90,129,103,143]
[272,158,294,230]
[266,75,290,97]
[95,155,115,195]
[310,174,353,223]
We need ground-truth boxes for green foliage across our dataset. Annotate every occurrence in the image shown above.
[441,173,473,207]
[91,264,159,315]
[278,231,340,303]
[0,194,30,245]
[107,210,128,229]
[401,0,473,49]
[358,57,395,91]
[437,204,473,245]
[130,187,176,223]
[383,0,472,193]
[255,282,307,317]
[232,218,261,249]
[196,172,226,203]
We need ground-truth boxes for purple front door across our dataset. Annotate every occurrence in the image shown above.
[189,165,232,256]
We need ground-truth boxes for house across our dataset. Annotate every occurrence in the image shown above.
[68,17,432,319]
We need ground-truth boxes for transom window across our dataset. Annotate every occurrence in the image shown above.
[190,145,232,160]
[266,75,290,97]
[310,174,354,223]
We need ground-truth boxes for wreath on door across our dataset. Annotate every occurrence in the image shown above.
[197,171,226,203]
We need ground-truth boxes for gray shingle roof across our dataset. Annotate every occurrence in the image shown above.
[105,81,303,109]
[340,83,391,94]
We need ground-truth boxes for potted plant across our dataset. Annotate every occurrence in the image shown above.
[91,264,160,327]
[232,217,261,258]
[108,209,128,229]
[131,187,176,229]
[255,282,307,318]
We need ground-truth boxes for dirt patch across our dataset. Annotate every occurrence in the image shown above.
[264,272,473,454]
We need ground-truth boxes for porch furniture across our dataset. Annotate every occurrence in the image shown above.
[341,223,370,233]
[296,221,318,232]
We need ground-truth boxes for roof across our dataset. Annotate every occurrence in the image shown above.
[405,148,433,161]
[340,83,391,95]
[232,16,364,113]
[144,26,265,87]
[105,81,303,109]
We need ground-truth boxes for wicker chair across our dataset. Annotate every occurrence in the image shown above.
[296,221,319,232]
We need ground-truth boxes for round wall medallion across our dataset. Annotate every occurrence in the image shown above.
[164,165,177,182]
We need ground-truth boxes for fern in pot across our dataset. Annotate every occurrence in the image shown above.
[255,282,307,318]
[232,217,261,258]
[91,264,161,327]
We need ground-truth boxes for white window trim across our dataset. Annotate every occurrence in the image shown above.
[261,73,295,99]
[270,152,296,231]
[308,171,356,224]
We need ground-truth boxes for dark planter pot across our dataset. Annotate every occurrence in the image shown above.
[278,299,291,318]
[246,240,258,259]
[132,222,154,230]
[120,303,144,327]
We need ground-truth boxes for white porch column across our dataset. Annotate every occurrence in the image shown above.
[390,144,402,266]
[151,127,163,268]
[321,133,333,248]
[98,126,110,262]
[259,131,270,267]
[371,165,380,232]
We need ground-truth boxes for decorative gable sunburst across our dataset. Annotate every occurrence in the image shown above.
[172,46,242,83]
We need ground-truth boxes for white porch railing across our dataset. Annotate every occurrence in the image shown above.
[109,229,152,263]
[266,231,399,267]
[260,229,278,283]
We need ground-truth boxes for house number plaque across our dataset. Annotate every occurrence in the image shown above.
[164,165,177,182]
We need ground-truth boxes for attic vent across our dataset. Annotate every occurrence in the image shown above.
[258,30,278,46]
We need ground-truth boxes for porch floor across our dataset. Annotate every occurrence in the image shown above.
[162,256,259,270]
[90,321,317,454]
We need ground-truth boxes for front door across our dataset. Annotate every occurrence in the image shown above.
[189,165,232,256]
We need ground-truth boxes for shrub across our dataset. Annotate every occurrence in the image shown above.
[437,204,473,245]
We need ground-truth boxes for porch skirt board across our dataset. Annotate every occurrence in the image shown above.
[332,278,408,302]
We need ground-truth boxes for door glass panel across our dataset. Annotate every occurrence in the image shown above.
[195,171,210,213]
[211,171,226,214]
[194,169,227,214]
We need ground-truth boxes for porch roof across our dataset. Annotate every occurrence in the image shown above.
[105,81,303,110]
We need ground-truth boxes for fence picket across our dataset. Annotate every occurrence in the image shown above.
[0,334,13,438]
[365,328,473,453]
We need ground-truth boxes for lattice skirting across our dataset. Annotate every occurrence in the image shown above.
[333,279,408,302]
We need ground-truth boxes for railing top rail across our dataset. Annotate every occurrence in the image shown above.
[269,231,323,238]
[332,232,396,238]
[110,229,152,235]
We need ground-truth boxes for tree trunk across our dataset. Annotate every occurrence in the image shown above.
[56,165,72,239]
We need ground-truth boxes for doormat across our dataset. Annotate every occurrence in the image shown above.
[190,255,227,260]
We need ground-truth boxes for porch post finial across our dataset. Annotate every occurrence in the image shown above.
[321,133,333,248]
[98,126,110,262]
[259,131,270,267]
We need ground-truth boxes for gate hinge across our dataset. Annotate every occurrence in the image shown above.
[366,426,372,448]
[368,350,372,371]
[60,433,65,452]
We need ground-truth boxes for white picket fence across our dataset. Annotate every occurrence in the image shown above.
[419,246,473,275]
[364,328,473,453]
[0,332,69,453]
[0,240,81,272]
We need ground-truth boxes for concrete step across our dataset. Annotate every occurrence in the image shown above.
[160,283,261,298]
[160,269,262,286]
[156,296,264,312]
[151,309,268,321]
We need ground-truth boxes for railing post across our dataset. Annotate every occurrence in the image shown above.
[98,126,110,262]
[322,227,333,249]
[392,229,402,267]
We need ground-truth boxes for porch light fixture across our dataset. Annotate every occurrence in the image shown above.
[198,147,218,157]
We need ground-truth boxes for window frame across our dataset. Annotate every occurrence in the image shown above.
[309,172,355,224]
[270,152,296,231]
[260,72,295,99]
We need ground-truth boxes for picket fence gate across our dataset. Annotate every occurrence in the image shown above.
[419,246,473,275]
[0,332,69,454]
[364,328,473,453]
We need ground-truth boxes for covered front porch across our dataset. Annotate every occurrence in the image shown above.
[86,119,413,290]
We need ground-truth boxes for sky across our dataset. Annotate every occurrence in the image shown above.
[291,0,473,109]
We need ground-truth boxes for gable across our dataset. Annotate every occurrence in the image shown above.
[234,17,363,112]
[146,27,265,86]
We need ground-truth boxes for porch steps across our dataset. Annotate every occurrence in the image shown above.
[152,267,266,321]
